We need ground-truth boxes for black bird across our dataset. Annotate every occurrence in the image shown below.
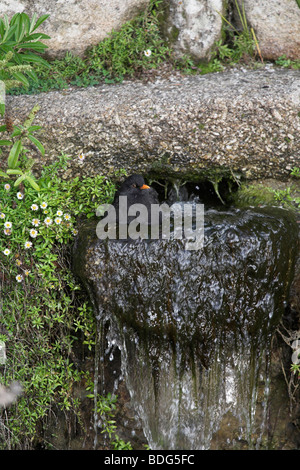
[112,174,159,226]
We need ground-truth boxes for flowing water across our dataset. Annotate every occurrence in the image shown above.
[73,204,299,449]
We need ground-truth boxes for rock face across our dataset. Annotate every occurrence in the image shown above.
[72,206,300,449]
[0,0,298,60]
[162,0,225,60]
[235,0,300,60]
[0,0,149,58]
[5,68,300,181]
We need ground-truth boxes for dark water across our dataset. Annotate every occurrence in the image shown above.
[73,205,299,449]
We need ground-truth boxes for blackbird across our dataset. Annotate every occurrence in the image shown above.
[112,174,159,225]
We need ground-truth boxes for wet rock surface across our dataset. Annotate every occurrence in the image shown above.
[73,205,300,449]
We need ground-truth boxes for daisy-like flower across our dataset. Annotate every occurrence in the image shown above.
[31,204,39,211]
[4,221,12,229]
[32,218,40,227]
[54,217,62,225]
[24,269,30,277]
[16,274,23,282]
[4,228,11,236]
[40,202,48,210]
[24,241,32,249]
[4,184,10,191]
[72,229,78,236]
[144,49,152,57]
[78,154,85,162]
[29,229,38,238]
[0,213,5,219]
[17,192,24,200]
[56,210,63,217]
[64,213,71,221]
[3,248,10,256]
[16,259,22,267]
[44,217,53,226]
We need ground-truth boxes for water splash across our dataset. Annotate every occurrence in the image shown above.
[73,205,299,449]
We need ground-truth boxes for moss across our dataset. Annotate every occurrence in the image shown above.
[233,183,277,208]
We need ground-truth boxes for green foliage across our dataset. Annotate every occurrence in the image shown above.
[0,156,117,449]
[0,13,50,191]
[0,104,44,190]
[274,55,300,70]
[87,3,170,82]
[270,167,300,209]
[95,393,133,450]
[0,12,50,90]
[9,1,170,94]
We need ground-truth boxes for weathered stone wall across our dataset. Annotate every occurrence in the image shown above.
[236,0,300,61]
[0,0,150,58]
[4,68,300,182]
[0,0,299,60]
[162,0,225,60]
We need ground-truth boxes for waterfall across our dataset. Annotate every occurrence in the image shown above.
[73,205,299,449]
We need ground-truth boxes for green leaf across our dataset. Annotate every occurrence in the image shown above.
[27,125,42,132]
[0,170,9,178]
[18,53,51,68]
[11,127,22,137]
[17,41,48,51]
[25,174,40,191]
[11,71,29,87]
[1,23,17,43]
[31,14,50,33]
[14,173,26,186]
[28,134,45,155]
[6,168,23,175]
[0,124,7,132]
[24,32,51,41]
[0,139,12,145]
[7,139,22,168]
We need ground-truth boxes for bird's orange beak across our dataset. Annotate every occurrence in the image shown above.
[140,184,150,190]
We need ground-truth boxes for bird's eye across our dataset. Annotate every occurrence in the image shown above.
[132,183,137,188]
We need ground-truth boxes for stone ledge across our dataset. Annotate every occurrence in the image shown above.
[4,67,300,181]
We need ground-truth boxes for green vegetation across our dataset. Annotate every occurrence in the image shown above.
[0,12,50,93]
[9,0,171,94]
[6,0,299,97]
[233,167,300,210]
[0,154,119,448]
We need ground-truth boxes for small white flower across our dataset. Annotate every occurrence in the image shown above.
[4,184,10,191]
[40,202,48,209]
[56,210,63,217]
[24,241,32,249]
[3,248,10,256]
[17,192,24,200]
[32,218,40,227]
[64,213,71,221]
[72,229,78,236]
[0,213,5,219]
[16,259,22,266]
[54,217,62,225]
[31,204,39,211]
[29,229,38,238]
[24,269,30,277]
[44,217,53,226]
[144,49,152,57]
[3,228,11,236]
[78,154,85,162]
[16,274,23,282]
[4,221,12,229]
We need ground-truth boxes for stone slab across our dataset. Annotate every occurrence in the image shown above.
[4,67,300,181]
